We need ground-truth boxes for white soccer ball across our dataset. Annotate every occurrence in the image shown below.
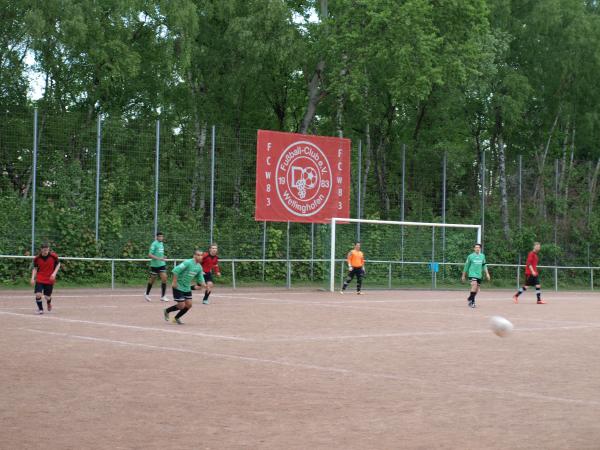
[489,316,514,337]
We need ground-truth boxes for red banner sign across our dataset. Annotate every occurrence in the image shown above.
[255,130,351,223]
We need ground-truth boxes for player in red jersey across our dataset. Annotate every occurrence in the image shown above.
[513,242,546,304]
[201,244,221,305]
[30,243,61,314]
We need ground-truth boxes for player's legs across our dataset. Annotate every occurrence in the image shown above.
[174,299,193,322]
[203,272,214,304]
[43,284,54,312]
[165,288,191,323]
[513,284,527,303]
[356,269,364,294]
[341,269,357,292]
[145,270,158,301]
[535,282,545,304]
[467,279,479,307]
[159,270,169,301]
[203,281,214,304]
[34,283,44,313]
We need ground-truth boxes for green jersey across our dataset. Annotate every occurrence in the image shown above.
[463,252,487,279]
[149,240,165,268]
[172,258,205,292]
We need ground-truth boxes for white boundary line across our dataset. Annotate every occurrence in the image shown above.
[17,327,600,408]
[0,311,251,341]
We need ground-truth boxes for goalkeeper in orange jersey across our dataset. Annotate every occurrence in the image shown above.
[340,242,365,295]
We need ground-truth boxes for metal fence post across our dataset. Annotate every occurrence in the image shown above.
[400,144,406,277]
[286,221,291,289]
[480,147,485,248]
[310,223,314,281]
[262,221,267,281]
[517,154,522,288]
[31,108,38,256]
[554,267,558,292]
[95,115,101,242]
[210,125,216,244]
[154,119,160,236]
[111,260,115,290]
[431,227,436,289]
[442,150,446,280]
[357,140,362,241]
[592,268,594,291]
[231,260,236,289]
[388,263,392,289]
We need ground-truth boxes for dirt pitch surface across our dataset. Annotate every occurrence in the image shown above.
[1,287,600,450]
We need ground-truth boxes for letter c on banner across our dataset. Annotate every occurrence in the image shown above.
[267,156,272,165]
[337,162,343,171]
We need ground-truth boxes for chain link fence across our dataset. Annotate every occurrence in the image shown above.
[0,108,598,289]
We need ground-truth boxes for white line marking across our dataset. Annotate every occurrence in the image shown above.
[18,327,600,408]
[0,306,118,310]
[0,310,251,341]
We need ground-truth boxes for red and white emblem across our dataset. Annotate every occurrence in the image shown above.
[255,130,350,223]
[275,141,332,217]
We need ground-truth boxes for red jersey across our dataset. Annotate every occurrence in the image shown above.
[33,252,60,284]
[525,251,539,276]
[201,253,220,275]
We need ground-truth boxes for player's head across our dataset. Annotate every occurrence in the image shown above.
[39,243,50,256]
[193,249,203,262]
[156,232,164,241]
[533,242,541,252]
[209,244,218,256]
[473,243,482,254]
[354,242,361,250]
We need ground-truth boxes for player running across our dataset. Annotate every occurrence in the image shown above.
[145,232,170,302]
[163,249,206,324]
[461,243,490,308]
[513,242,546,304]
[340,242,365,295]
[30,243,61,314]
[201,244,221,305]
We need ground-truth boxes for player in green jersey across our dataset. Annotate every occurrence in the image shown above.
[461,243,491,308]
[163,249,206,324]
[145,232,170,302]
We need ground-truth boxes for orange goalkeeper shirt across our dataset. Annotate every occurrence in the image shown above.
[347,250,365,268]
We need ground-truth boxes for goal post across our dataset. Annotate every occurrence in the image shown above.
[329,218,482,292]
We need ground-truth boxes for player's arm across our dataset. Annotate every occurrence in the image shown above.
[461,257,470,282]
[171,261,186,288]
[195,270,206,288]
[347,252,353,271]
[527,256,537,276]
[483,258,490,281]
[50,257,61,281]
[214,259,221,277]
[30,264,37,287]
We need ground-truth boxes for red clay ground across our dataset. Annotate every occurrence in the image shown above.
[1,287,599,450]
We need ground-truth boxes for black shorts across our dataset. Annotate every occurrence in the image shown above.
[34,283,54,297]
[469,277,482,285]
[203,272,213,283]
[525,275,540,286]
[172,287,192,302]
[150,265,167,275]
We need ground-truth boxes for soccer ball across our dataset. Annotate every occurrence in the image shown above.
[489,316,513,337]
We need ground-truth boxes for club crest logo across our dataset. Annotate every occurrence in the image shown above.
[275,141,332,216]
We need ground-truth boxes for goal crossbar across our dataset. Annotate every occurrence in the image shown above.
[329,217,482,292]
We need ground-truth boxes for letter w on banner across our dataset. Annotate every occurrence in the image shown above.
[255,130,351,223]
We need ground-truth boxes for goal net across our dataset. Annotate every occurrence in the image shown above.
[326,218,481,291]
